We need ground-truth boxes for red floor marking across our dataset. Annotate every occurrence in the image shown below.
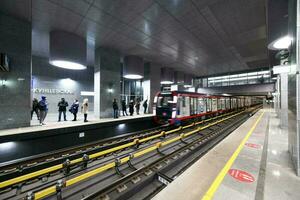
[245,143,262,149]
[228,169,255,183]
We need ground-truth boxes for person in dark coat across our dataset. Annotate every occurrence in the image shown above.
[70,99,79,121]
[113,98,119,118]
[38,96,48,125]
[129,100,134,116]
[143,99,148,114]
[58,98,69,121]
[31,98,40,120]
[135,98,141,115]
[121,100,128,116]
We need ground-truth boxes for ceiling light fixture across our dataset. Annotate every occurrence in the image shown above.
[124,74,143,79]
[268,36,292,50]
[160,81,174,84]
[50,60,86,70]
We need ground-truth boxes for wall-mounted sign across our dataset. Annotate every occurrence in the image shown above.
[33,88,74,95]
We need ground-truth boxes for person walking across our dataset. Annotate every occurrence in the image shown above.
[143,99,148,114]
[129,100,134,116]
[121,100,128,116]
[38,96,48,125]
[70,99,79,121]
[135,98,141,115]
[58,98,69,122]
[81,98,89,122]
[31,98,40,120]
[112,98,119,119]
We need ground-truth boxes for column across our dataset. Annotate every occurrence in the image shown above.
[144,62,161,113]
[280,73,288,129]
[0,13,32,129]
[94,48,121,118]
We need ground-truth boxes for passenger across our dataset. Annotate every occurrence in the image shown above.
[113,98,119,119]
[81,98,89,122]
[121,100,128,116]
[57,98,69,122]
[135,98,141,115]
[38,96,48,125]
[129,100,134,116]
[143,99,148,114]
[31,98,40,120]
[70,99,79,121]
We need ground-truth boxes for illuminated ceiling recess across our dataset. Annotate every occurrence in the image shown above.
[161,67,174,84]
[123,56,144,79]
[268,35,292,50]
[49,31,87,70]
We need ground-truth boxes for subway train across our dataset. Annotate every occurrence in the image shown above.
[153,91,262,124]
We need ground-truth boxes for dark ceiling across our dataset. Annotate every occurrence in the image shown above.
[0,0,269,76]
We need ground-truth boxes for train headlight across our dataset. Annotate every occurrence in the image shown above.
[172,111,176,118]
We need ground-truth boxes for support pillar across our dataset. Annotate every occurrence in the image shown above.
[94,48,121,118]
[280,72,288,129]
[144,62,161,113]
[0,13,32,129]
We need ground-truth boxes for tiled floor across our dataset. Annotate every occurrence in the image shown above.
[152,109,300,200]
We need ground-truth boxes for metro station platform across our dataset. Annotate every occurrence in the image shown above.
[0,113,153,137]
[153,108,300,200]
[0,113,156,163]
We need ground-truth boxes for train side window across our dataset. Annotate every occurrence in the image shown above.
[157,95,172,107]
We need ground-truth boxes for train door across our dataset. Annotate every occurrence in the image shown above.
[221,98,225,110]
[212,98,218,111]
[217,98,221,110]
[190,97,197,115]
[206,98,212,112]
[176,96,182,116]
[198,98,206,113]
[225,98,230,110]
[180,96,190,116]
[232,98,237,109]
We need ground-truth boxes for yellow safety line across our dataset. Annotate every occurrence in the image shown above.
[201,110,265,200]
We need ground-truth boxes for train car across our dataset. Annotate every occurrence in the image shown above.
[153,91,260,124]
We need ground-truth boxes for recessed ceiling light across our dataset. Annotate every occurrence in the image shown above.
[161,81,174,84]
[50,60,87,70]
[123,74,143,79]
[268,36,292,50]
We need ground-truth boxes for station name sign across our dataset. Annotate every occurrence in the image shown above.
[33,88,74,95]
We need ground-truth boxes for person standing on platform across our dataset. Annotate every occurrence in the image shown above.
[81,98,89,122]
[135,98,141,115]
[38,96,48,125]
[113,98,119,119]
[31,98,40,120]
[143,99,148,114]
[129,100,134,116]
[58,98,69,122]
[70,99,79,121]
[121,100,128,116]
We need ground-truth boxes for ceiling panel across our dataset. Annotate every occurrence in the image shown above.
[0,0,269,76]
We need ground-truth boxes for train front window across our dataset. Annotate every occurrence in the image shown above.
[157,95,173,107]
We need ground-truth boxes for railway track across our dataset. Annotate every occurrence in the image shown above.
[0,106,261,200]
